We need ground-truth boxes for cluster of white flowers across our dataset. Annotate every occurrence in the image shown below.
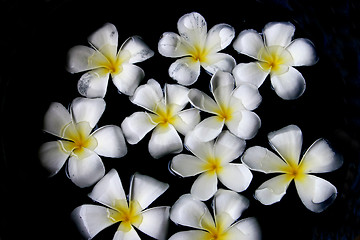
[39,12,342,239]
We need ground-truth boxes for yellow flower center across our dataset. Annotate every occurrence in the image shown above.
[190,44,208,63]
[215,104,233,122]
[151,103,177,127]
[203,223,228,240]
[257,46,293,75]
[203,157,223,174]
[282,160,306,182]
[107,199,143,232]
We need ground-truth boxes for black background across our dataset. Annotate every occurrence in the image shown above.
[1,0,360,239]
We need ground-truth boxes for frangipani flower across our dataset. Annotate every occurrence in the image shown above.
[169,189,261,240]
[188,70,262,142]
[72,169,170,240]
[67,23,154,98]
[158,12,236,86]
[121,79,200,159]
[171,130,252,201]
[39,97,127,187]
[233,22,318,100]
[241,125,343,212]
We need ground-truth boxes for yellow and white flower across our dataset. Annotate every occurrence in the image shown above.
[39,97,127,187]
[241,125,343,212]
[188,71,262,142]
[171,130,252,201]
[121,79,200,159]
[233,22,318,100]
[169,189,261,240]
[72,169,170,240]
[158,12,236,86]
[67,23,154,98]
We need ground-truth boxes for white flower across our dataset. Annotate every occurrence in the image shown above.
[39,97,127,188]
[67,23,154,98]
[72,169,170,240]
[233,22,318,100]
[188,70,262,142]
[121,79,200,159]
[158,12,236,86]
[169,189,261,240]
[241,125,343,212]
[171,130,252,201]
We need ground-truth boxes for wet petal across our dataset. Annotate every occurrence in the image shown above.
[169,57,201,86]
[130,79,163,112]
[232,83,262,111]
[113,227,140,240]
[184,131,214,160]
[233,62,269,88]
[202,53,236,75]
[88,23,118,55]
[121,112,156,144]
[77,68,110,98]
[231,217,261,240]
[92,125,127,158]
[112,63,144,96]
[172,108,200,135]
[67,45,100,73]
[270,67,306,100]
[177,12,207,47]
[192,116,225,142]
[255,174,293,205]
[295,175,337,212]
[225,110,261,140]
[171,154,207,177]
[191,172,218,201]
[43,102,71,137]
[233,29,264,59]
[218,164,252,192]
[168,230,209,240]
[158,32,192,57]
[165,83,190,108]
[120,36,154,64]
[210,71,235,107]
[148,124,183,159]
[39,141,69,176]
[214,130,246,164]
[286,38,318,66]
[263,22,295,47]
[138,207,170,240]
[71,97,106,128]
[205,23,235,53]
[188,88,219,114]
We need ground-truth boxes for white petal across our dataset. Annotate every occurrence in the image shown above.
[184,131,214,160]
[169,57,201,86]
[233,29,264,59]
[43,102,71,137]
[168,230,209,240]
[192,116,225,142]
[130,79,163,112]
[171,154,207,177]
[286,38,318,66]
[205,24,235,53]
[112,63,144,96]
[231,217,262,240]
[241,146,289,173]
[202,53,236,75]
[120,36,154,64]
[301,139,343,173]
[214,130,246,164]
[130,173,169,209]
[71,205,115,239]
[170,193,213,229]
[121,112,156,144]
[165,83,190,108]
[268,124,302,167]
[295,175,337,212]
[210,70,235,106]
[218,164,252,192]
[232,83,262,111]
[177,12,207,47]
[88,168,126,208]
[71,97,106,128]
[113,227,141,240]
[92,125,127,158]
[233,62,269,88]
[148,124,183,159]
[77,68,110,98]
[255,174,293,205]
[88,23,118,53]
[191,172,218,201]
[188,88,219,114]
[158,32,191,57]
[172,109,200,135]
[263,22,295,47]
[39,141,69,176]
[270,67,306,100]
[67,149,105,188]
[67,45,99,73]
[137,207,170,240]
[226,110,261,140]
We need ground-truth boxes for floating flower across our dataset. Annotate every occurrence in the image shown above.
[158,12,236,86]
[233,22,318,100]
[188,70,261,142]
[72,169,170,240]
[169,189,261,240]
[241,125,343,212]
[121,79,200,159]
[67,23,154,98]
[171,130,252,201]
[39,97,127,187]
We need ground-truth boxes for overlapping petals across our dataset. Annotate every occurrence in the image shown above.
[241,125,343,212]
[158,12,236,85]
[39,98,127,187]
[72,169,170,239]
[121,79,200,158]
[188,70,261,142]
[169,190,261,240]
[67,23,154,98]
[171,130,252,201]
[233,22,318,100]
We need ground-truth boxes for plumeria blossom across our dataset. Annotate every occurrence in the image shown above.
[171,130,252,201]
[67,23,154,98]
[72,169,170,240]
[169,189,261,240]
[121,79,200,159]
[241,125,343,212]
[39,97,127,187]
[188,70,262,142]
[158,12,236,86]
[233,22,318,100]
